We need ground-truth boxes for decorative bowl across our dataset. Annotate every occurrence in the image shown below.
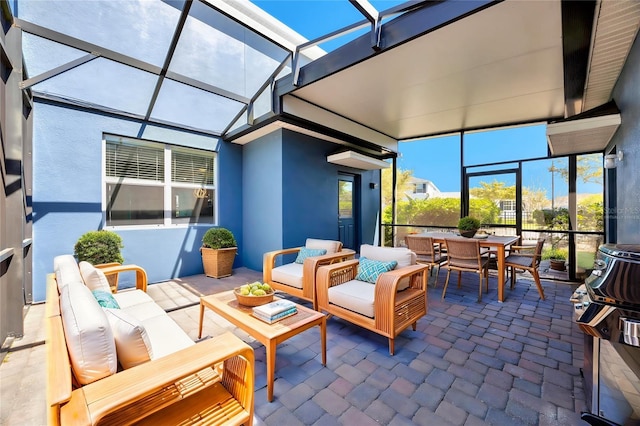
[234,286,274,306]
[459,229,477,238]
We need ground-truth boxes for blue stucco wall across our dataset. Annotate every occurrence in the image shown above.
[242,130,283,271]
[610,30,640,244]
[281,129,381,253]
[239,129,382,270]
[282,131,341,249]
[31,102,243,302]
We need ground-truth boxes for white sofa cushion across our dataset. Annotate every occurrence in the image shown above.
[113,290,167,318]
[328,280,375,318]
[104,308,153,369]
[360,244,415,267]
[306,238,341,255]
[59,281,117,385]
[54,255,84,292]
[271,262,304,289]
[142,315,195,359]
[112,289,194,359]
[79,261,112,293]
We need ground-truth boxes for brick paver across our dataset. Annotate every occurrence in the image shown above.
[2,269,588,426]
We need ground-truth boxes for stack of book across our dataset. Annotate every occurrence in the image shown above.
[252,299,297,324]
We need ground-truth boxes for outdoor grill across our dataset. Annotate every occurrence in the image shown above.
[571,244,640,425]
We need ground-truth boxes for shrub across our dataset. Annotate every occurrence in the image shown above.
[542,247,567,261]
[74,230,124,265]
[202,227,237,249]
[457,216,481,231]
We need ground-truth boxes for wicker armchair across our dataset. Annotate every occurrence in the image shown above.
[504,238,546,300]
[263,238,355,310]
[316,245,429,355]
[405,235,447,288]
[442,238,489,302]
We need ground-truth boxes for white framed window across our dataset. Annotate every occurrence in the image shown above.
[499,200,516,211]
[104,135,216,227]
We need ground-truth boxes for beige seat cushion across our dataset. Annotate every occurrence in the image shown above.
[59,281,117,385]
[113,289,194,359]
[142,315,195,359]
[328,280,375,318]
[271,262,304,289]
[359,245,416,290]
[306,238,341,255]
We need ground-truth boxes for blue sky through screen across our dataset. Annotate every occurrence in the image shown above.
[251,0,408,52]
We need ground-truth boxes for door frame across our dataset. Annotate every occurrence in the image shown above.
[338,173,360,250]
[464,166,521,234]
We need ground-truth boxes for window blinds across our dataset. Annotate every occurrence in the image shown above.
[106,142,165,182]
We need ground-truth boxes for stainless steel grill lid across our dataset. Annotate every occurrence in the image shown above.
[587,244,640,311]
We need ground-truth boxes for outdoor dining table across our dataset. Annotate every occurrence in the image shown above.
[417,232,520,302]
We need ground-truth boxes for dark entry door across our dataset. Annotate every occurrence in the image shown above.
[338,174,356,250]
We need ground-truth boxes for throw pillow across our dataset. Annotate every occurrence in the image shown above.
[295,247,327,264]
[79,261,112,293]
[104,308,153,369]
[356,257,397,284]
[92,290,120,309]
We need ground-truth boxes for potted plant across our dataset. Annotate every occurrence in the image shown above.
[201,227,237,278]
[74,230,124,287]
[543,247,568,271]
[457,216,481,238]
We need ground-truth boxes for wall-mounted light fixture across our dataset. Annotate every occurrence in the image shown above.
[604,150,624,169]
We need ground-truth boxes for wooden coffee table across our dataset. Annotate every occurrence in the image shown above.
[198,290,326,402]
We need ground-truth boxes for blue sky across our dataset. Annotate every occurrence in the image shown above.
[251,0,408,51]
[250,1,603,199]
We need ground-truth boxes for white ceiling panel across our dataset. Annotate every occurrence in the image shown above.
[290,0,565,141]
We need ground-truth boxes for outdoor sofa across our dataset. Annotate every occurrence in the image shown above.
[47,255,254,425]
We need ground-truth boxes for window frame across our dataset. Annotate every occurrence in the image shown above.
[102,135,218,229]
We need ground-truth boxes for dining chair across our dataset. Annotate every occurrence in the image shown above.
[442,238,489,302]
[504,238,546,300]
[404,235,447,287]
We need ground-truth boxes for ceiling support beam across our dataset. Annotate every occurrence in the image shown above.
[142,0,193,126]
[349,0,382,50]
[280,0,499,94]
[560,0,597,118]
[20,53,99,90]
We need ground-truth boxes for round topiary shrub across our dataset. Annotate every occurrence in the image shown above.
[202,227,237,249]
[457,216,481,231]
[74,230,124,265]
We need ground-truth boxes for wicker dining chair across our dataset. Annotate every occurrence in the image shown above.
[442,238,489,302]
[504,238,546,300]
[404,235,447,288]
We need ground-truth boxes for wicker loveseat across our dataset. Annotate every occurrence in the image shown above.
[316,245,429,355]
[47,255,254,425]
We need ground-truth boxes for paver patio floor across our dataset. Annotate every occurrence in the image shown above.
[0,267,586,425]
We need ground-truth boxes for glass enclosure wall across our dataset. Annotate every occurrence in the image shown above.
[382,123,605,281]
[381,134,461,246]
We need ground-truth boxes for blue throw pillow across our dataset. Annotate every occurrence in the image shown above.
[295,247,327,264]
[356,257,398,284]
[92,290,120,309]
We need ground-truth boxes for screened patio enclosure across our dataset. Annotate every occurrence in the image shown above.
[382,125,606,282]
[16,0,320,136]
[3,0,640,348]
